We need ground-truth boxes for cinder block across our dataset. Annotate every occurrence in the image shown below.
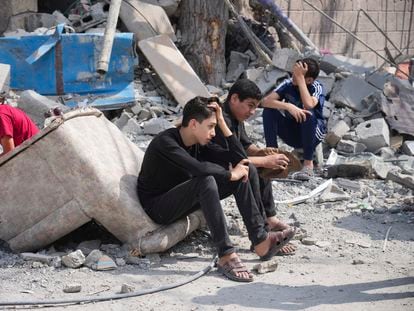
[355,118,390,152]
[337,139,367,154]
[0,63,10,94]
[402,141,414,156]
[325,120,350,147]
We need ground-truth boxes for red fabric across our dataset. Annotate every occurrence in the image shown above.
[0,105,39,147]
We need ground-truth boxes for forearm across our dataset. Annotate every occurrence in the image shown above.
[262,98,292,111]
[297,80,316,109]
[247,156,266,167]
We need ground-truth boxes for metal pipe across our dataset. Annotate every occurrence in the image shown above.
[256,0,319,51]
[302,0,409,78]
[97,0,122,75]
[359,9,403,56]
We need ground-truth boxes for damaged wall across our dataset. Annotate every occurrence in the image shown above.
[275,0,414,65]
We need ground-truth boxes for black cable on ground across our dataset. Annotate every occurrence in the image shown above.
[0,255,218,308]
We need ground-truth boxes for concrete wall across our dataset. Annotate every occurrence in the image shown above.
[0,0,38,34]
[274,0,414,66]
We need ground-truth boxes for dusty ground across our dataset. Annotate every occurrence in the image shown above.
[1,176,413,311]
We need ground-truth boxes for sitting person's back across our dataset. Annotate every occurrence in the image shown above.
[0,103,39,156]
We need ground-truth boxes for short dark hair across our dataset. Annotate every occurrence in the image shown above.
[300,58,320,80]
[182,96,217,127]
[226,78,262,102]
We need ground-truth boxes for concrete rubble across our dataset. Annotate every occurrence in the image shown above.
[0,1,413,308]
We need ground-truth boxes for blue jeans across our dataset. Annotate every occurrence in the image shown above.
[262,108,326,161]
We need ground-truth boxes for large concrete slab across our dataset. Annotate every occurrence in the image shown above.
[138,35,210,107]
[320,54,375,75]
[330,75,378,111]
[120,0,176,41]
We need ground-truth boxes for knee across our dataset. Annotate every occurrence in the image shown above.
[196,176,218,194]
[248,164,259,182]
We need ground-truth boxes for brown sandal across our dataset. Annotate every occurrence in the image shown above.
[260,227,297,261]
[217,257,254,282]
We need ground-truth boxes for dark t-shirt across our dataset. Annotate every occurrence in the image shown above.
[137,127,245,206]
[274,78,325,121]
[0,105,39,146]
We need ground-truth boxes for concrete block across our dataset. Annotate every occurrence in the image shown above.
[337,139,367,154]
[143,118,173,135]
[387,171,414,190]
[122,118,143,135]
[62,250,85,269]
[355,118,390,152]
[272,48,301,72]
[325,120,350,147]
[115,111,133,129]
[320,54,375,75]
[254,67,289,94]
[330,76,379,111]
[0,63,10,94]
[402,141,414,156]
[226,51,250,82]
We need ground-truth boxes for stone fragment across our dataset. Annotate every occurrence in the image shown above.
[115,111,133,129]
[352,259,365,265]
[320,54,375,75]
[379,147,395,159]
[77,240,101,256]
[0,63,11,94]
[318,183,350,203]
[62,250,85,269]
[335,178,361,192]
[301,237,317,246]
[330,76,378,111]
[315,241,331,248]
[143,118,173,135]
[226,51,250,82]
[121,118,143,135]
[63,284,82,293]
[116,258,126,266]
[130,103,143,115]
[251,67,288,94]
[337,140,367,154]
[271,48,301,72]
[84,250,104,268]
[402,141,414,156]
[387,170,414,190]
[120,283,135,293]
[20,253,55,265]
[325,120,350,147]
[95,255,117,271]
[355,118,390,152]
[252,259,278,274]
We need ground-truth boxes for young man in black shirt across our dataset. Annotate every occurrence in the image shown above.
[211,79,296,255]
[137,97,295,282]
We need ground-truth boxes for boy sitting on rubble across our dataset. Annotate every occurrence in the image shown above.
[211,79,296,255]
[262,58,326,180]
[0,94,39,156]
[137,96,295,282]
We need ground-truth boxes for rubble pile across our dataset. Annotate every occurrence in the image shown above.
[0,1,413,304]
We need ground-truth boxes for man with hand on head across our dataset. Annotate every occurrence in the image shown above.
[137,96,295,283]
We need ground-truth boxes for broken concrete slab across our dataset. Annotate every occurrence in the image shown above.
[325,120,350,147]
[355,118,390,152]
[252,259,278,274]
[138,35,211,107]
[122,118,143,135]
[318,71,336,96]
[320,54,375,75]
[115,111,134,129]
[380,81,414,136]
[365,71,394,90]
[120,0,176,41]
[0,63,10,94]
[337,139,367,154]
[271,48,301,72]
[62,250,85,269]
[17,90,67,127]
[330,76,379,112]
[402,141,414,156]
[318,183,350,203]
[0,109,205,253]
[251,67,288,94]
[387,170,414,190]
[143,118,174,135]
[226,51,250,82]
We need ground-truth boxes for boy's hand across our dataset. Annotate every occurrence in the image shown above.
[263,154,290,169]
[287,104,312,123]
[293,61,308,79]
[208,102,225,125]
[230,159,250,182]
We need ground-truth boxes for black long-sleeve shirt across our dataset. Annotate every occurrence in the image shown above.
[137,127,245,205]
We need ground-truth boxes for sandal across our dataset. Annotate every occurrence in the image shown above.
[217,257,254,282]
[292,166,314,181]
[260,227,297,261]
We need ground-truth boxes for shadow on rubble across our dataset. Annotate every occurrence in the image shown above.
[193,277,414,310]
[334,213,414,242]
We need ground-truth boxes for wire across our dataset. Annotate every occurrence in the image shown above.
[0,255,218,307]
